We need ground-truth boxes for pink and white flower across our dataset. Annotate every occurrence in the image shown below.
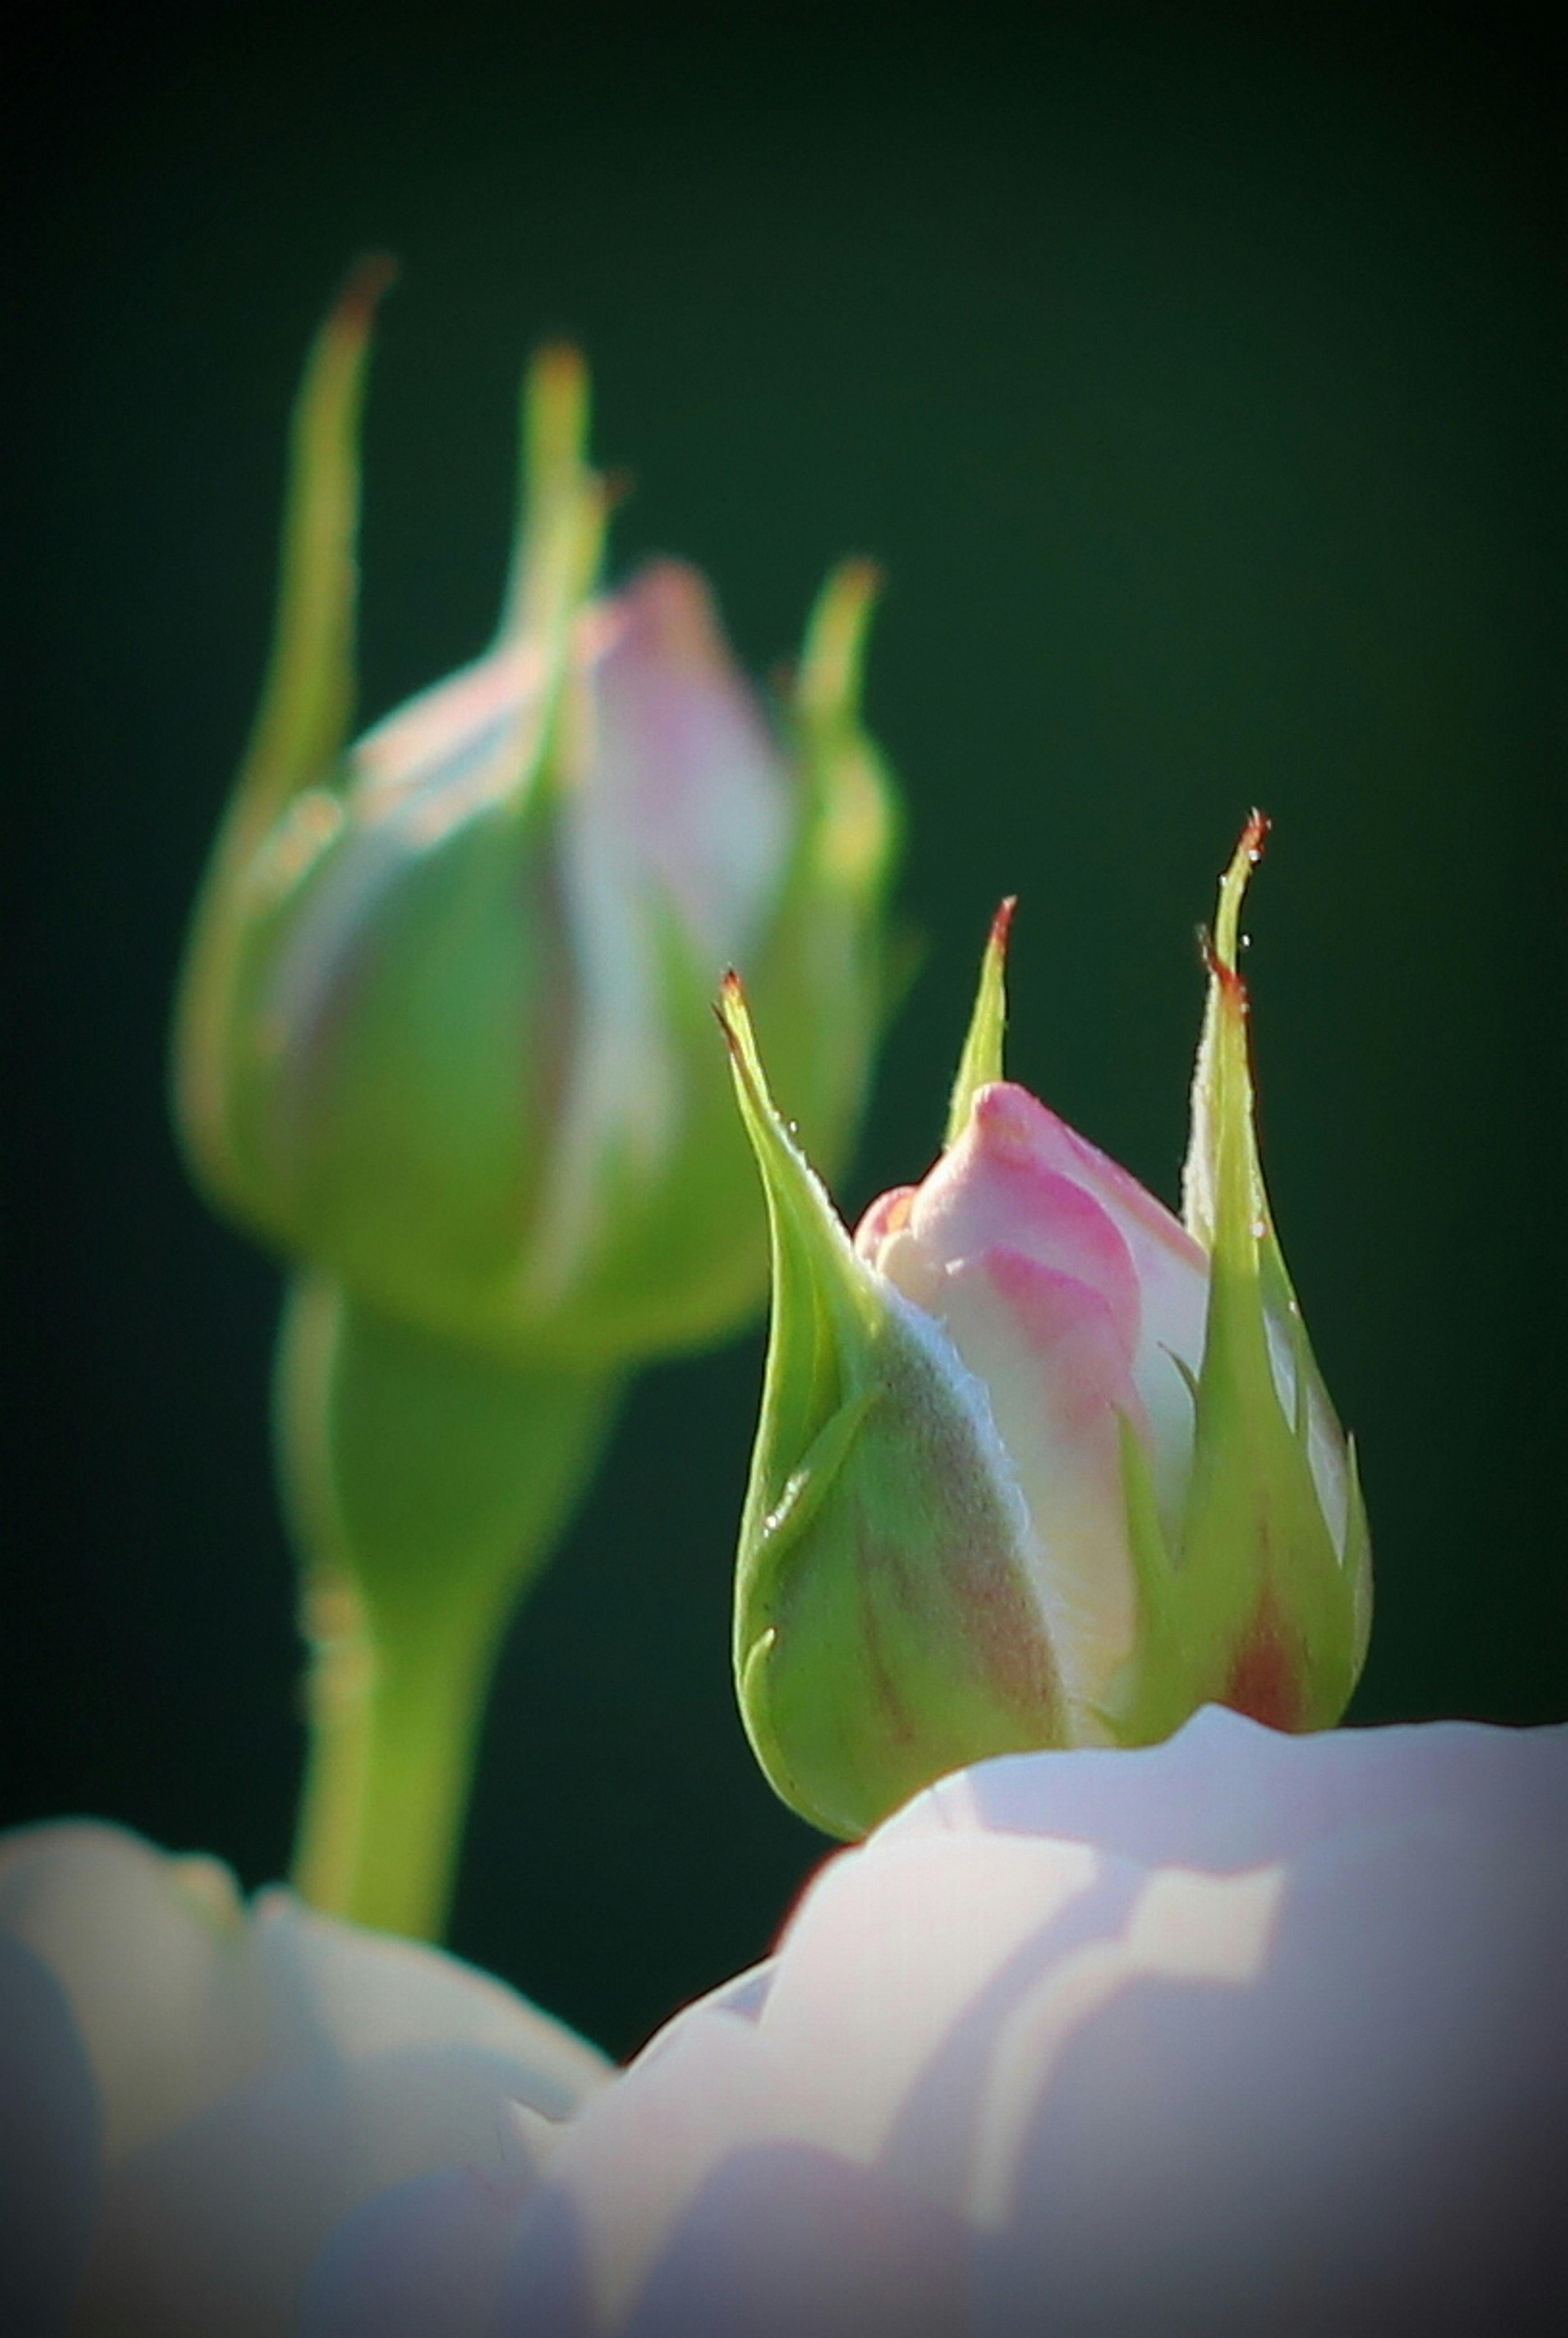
[175,299,898,1373]
[855,1078,1215,1728]
[720,828,1370,1841]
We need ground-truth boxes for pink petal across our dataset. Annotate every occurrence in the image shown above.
[979,1084,1205,1281]
[964,1086,1210,1384]
[929,1248,1146,1714]
[585,561,789,966]
[353,642,539,810]
[851,1185,915,1263]
[904,1087,1144,1358]
[949,1248,1145,1438]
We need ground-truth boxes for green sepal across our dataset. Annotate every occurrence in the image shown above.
[719,971,883,1518]
[493,341,610,802]
[945,897,1014,1148]
[1341,1432,1375,1679]
[187,343,623,1358]
[513,887,782,1362]
[722,979,1064,1841]
[1108,817,1370,1740]
[219,750,573,1348]
[750,560,902,1181]
[175,255,394,1209]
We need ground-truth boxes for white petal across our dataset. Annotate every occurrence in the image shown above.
[75,2040,567,2338]
[0,1823,610,2338]
[0,1824,266,2160]
[478,1721,1568,2335]
[0,1932,101,2333]
[882,1705,1568,1870]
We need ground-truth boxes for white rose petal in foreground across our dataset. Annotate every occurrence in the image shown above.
[303,1707,1566,2338]
[0,1823,610,2338]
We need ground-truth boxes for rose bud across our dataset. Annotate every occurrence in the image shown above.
[174,267,898,1371]
[721,819,1370,1839]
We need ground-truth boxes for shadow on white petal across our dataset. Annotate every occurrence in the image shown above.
[0,1938,102,2338]
[501,2007,787,2334]
[478,1728,1568,2338]
[74,2042,577,2338]
[976,1810,1568,2337]
[630,1960,775,2078]
[760,1834,1099,2167]
[967,1862,1285,2227]
[298,2156,537,2338]
[620,2139,968,2338]
[0,1823,267,2161]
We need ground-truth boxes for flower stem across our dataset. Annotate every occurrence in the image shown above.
[279,1274,621,1939]
[292,1563,517,1939]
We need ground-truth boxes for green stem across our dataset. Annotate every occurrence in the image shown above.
[294,1569,515,1939]
[279,1272,621,1939]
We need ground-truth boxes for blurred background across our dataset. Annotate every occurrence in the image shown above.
[5,2,1560,2059]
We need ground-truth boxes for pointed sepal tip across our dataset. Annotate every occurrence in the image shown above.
[944,896,1016,1149]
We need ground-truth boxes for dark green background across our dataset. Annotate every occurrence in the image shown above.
[5,5,1561,2059]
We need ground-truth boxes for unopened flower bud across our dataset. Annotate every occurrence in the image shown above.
[175,269,898,1370]
[722,820,1370,1838]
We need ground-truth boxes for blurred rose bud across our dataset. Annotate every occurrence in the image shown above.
[721,819,1370,1839]
[174,265,898,1369]
[0,1820,607,2338]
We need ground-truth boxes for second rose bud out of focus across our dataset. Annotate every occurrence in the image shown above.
[173,261,898,1373]
[723,819,1372,1840]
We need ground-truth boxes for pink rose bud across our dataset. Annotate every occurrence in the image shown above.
[173,276,899,1372]
[722,822,1370,1839]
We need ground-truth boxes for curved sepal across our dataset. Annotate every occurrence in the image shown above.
[945,897,1014,1149]
[1108,818,1369,1740]
[721,977,1064,1840]
[175,255,394,1204]
[744,563,901,1181]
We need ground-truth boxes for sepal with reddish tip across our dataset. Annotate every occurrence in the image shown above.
[1104,816,1372,1742]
